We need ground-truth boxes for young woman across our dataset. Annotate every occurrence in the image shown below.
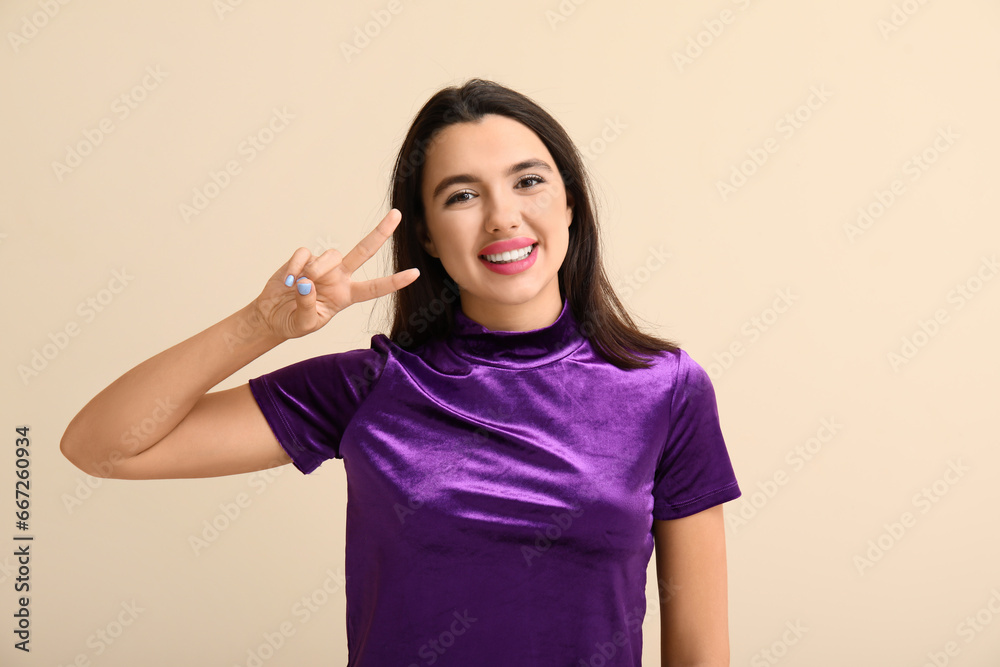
[61,79,741,666]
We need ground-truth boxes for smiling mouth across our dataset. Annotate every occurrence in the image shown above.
[479,243,537,264]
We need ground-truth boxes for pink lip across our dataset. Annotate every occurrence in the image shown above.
[478,237,537,257]
[478,243,538,275]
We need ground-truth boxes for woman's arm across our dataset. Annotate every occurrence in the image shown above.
[60,209,418,480]
[653,505,731,666]
[60,303,286,479]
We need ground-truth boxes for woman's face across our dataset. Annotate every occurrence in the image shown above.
[419,114,573,331]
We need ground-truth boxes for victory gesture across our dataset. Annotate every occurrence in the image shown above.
[254,208,420,341]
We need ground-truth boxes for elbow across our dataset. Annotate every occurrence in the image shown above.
[60,427,125,479]
[59,430,96,476]
[59,427,82,469]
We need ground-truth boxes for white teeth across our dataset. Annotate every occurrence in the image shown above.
[483,245,534,263]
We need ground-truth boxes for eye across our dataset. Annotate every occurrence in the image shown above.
[517,174,545,189]
[445,189,475,205]
[444,175,545,206]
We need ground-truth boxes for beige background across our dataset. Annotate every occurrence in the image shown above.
[3,0,999,665]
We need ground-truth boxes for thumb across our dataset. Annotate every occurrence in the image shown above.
[292,276,318,333]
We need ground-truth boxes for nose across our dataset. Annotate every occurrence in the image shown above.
[483,189,522,233]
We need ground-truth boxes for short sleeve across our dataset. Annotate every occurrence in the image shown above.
[651,350,742,520]
[248,341,386,474]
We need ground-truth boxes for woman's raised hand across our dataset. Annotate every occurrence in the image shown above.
[253,209,420,341]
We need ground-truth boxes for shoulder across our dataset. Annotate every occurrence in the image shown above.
[672,348,714,385]
[628,346,711,382]
[630,347,717,410]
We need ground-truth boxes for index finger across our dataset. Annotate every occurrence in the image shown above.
[339,208,402,276]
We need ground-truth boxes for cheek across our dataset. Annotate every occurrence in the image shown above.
[434,220,474,259]
[541,189,569,217]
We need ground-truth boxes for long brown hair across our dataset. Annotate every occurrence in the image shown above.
[384,78,679,370]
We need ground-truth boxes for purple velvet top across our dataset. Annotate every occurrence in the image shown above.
[248,297,741,666]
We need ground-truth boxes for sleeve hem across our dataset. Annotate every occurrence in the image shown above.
[248,376,321,475]
[652,481,742,521]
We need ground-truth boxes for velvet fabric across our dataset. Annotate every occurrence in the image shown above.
[248,296,741,666]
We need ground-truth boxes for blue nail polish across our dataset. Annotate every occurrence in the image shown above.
[297,281,311,296]
[284,274,294,287]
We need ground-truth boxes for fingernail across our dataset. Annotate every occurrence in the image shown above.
[284,274,294,287]
[296,280,311,296]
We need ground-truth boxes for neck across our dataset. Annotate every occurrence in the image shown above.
[456,288,564,333]
[445,294,582,369]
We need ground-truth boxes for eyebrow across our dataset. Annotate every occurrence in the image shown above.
[430,158,554,201]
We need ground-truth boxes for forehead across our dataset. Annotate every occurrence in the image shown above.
[423,115,553,176]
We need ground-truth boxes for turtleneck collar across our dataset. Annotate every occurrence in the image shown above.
[446,297,586,369]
